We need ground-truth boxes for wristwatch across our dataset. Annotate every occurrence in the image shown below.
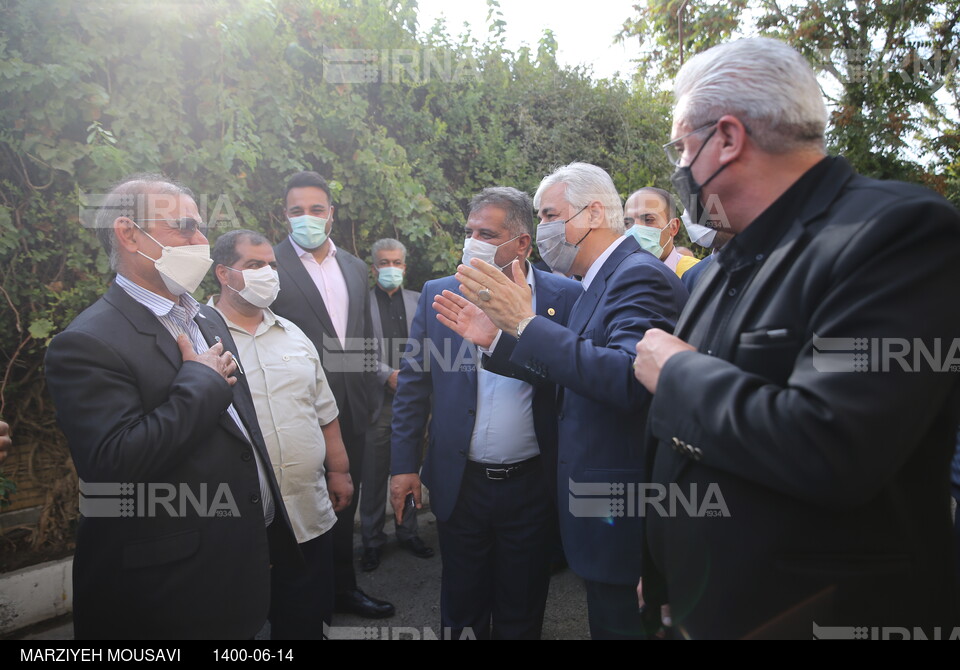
[516,315,537,339]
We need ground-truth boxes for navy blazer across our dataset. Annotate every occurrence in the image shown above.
[390,268,581,523]
[488,236,687,585]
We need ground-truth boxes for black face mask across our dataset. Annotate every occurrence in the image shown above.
[670,127,730,227]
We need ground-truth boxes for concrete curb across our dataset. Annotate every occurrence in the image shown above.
[0,557,73,636]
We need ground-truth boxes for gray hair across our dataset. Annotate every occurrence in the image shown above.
[674,38,828,154]
[212,229,271,278]
[468,187,534,238]
[371,237,407,262]
[94,173,194,271]
[533,163,624,234]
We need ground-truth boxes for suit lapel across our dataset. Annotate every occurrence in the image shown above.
[194,306,263,449]
[532,269,563,325]
[567,238,640,335]
[276,237,340,348]
[403,289,419,332]
[103,283,183,371]
[336,249,364,340]
[369,287,384,352]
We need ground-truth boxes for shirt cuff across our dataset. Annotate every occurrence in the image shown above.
[478,330,503,356]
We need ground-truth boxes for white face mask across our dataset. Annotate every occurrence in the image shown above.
[135,224,212,296]
[681,212,718,249]
[461,235,520,269]
[226,265,281,308]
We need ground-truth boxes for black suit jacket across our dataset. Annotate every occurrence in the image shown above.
[272,237,373,436]
[44,282,300,640]
[644,157,960,638]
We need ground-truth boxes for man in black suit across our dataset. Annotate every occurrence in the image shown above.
[634,38,960,638]
[45,174,300,639]
[271,171,394,619]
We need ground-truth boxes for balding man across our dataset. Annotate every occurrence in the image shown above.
[634,38,960,638]
[624,187,699,279]
[45,174,299,639]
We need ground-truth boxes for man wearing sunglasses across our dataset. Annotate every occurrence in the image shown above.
[633,38,960,638]
[45,174,300,639]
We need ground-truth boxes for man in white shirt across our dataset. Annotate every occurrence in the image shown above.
[211,229,352,638]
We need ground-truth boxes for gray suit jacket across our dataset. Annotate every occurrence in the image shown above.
[368,286,420,423]
[272,237,374,436]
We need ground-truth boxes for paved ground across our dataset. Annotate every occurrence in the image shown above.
[14,509,590,640]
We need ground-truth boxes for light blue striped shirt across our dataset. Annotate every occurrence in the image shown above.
[114,274,274,525]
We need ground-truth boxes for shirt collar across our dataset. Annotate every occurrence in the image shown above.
[717,156,834,275]
[290,236,337,261]
[582,235,629,291]
[663,247,682,272]
[115,273,201,321]
[208,298,279,335]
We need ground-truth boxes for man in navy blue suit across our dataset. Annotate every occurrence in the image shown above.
[456,163,688,639]
[390,187,580,639]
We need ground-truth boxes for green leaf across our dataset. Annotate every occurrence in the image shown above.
[28,318,55,340]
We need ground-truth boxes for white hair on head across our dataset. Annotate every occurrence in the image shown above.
[674,37,828,154]
[533,162,625,234]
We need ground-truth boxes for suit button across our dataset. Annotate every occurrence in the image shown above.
[558,412,564,420]
[241,451,253,462]
[467,409,476,416]
[250,494,260,504]
[692,447,703,460]
[671,437,682,451]
[458,450,466,457]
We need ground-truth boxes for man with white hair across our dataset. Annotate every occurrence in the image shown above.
[454,164,688,638]
[633,38,960,638]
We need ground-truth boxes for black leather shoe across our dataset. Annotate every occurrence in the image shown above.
[399,536,435,559]
[360,547,381,572]
[334,588,395,619]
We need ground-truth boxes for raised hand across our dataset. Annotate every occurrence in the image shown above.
[455,259,534,335]
[433,289,500,348]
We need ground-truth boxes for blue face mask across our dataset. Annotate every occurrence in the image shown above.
[377,266,404,290]
[289,214,330,250]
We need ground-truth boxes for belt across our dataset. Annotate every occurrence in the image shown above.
[465,456,540,481]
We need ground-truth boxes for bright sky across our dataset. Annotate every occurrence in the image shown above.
[414,0,644,81]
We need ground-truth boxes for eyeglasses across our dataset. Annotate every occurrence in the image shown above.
[662,121,719,167]
[136,218,208,238]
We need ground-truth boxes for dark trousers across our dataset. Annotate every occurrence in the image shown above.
[333,416,365,594]
[584,579,648,640]
[436,458,552,640]
[269,529,334,640]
